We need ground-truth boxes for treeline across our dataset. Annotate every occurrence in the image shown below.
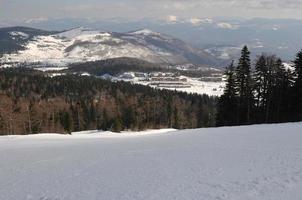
[216,46,302,126]
[66,57,163,76]
[0,68,217,135]
[65,57,219,78]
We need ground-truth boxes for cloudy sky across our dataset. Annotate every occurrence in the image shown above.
[1,0,302,22]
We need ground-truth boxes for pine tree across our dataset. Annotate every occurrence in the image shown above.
[235,46,253,124]
[99,109,109,131]
[70,103,81,131]
[253,54,293,123]
[166,95,173,127]
[122,107,136,130]
[274,59,291,122]
[254,55,268,111]
[292,50,302,121]
[26,101,41,134]
[216,61,238,126]
[59,110,72,134]
[0,114,5,135]
[112,117,123,133]
[173,106,180,129]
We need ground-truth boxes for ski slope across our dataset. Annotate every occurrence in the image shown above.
[0,123,302,200]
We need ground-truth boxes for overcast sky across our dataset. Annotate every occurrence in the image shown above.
[1,0,302,22]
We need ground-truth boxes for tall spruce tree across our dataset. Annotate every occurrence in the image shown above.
[274,59,292,122]
[253,55,289,123]
[267,57,284,122]
[254,55,268,114]
[216,61,238,126]
[235,46,253,124]
[59,110,72,134]
[292,50,302,121]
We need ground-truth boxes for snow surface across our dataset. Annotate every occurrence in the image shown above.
[35,67,68,72]
[283,62,295,71]
[171,79,224,96]
[1,28,157,66]
[1,123,302,200]
[9,31,30,40]
[113,74,225,96]
[57,27,100,39]
[130,29,161,36]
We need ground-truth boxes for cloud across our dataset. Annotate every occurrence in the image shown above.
[190,18,203,26]
[217,22,239,29]
[142,0,302,10]
[166,15,178,23]
[246,0,302,9]
[189,18,213,26]
[25,17,49,24]
[1,0,302,23]
[62,4,101,12]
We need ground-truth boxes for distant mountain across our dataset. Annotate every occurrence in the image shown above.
[0,26,220,67]
[0,26,58,54]
[16,17,302,61]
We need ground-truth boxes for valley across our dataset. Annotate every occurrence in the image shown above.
[0,27,226,96]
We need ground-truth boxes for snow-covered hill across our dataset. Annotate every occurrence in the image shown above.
[1,122,302,200]
[0,27,219,66]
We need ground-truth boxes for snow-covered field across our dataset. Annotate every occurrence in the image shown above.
[1,123,302,200]
[109,73,225,96]
[168,79,224,96]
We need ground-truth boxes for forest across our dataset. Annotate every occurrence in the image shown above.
[1,47,302,135]
[216,47,302,126]
[64,57,219,78]
[0,68,217,135]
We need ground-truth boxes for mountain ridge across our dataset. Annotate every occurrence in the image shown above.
[0,26,220,67]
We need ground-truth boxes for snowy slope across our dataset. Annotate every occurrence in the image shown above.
[0,27,219,66]
[1,123,302,200]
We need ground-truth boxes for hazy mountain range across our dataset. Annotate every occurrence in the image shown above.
[0,26,220,67]
[3,17,302,62]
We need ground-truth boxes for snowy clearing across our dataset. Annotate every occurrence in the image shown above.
[108,73,225,96]
[0,123,302,200]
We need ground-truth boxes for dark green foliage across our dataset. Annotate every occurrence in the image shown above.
[173,107,180,129]
[66,58,161,76]
[59,110,72,134]
[253,55,293,123]
[166,96,173,128]
[64,57,221,78]
[216,61,238,126]
[217,47,300,127]
[235,46,254,124]
[0,114,4,133]
[112,118,123,133]
[254,54,268,111]
[122,107,137,130]
[98,109,110,131]
[292,50,302,121]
